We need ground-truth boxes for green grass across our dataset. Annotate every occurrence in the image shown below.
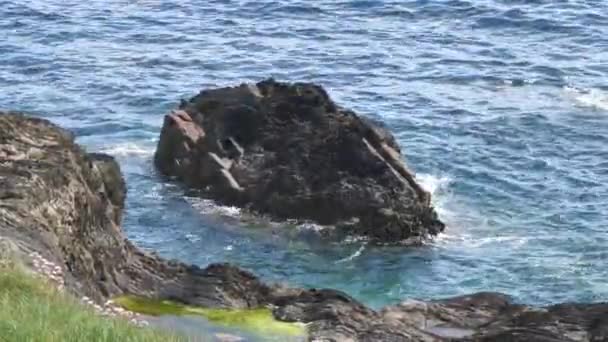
[113,295,307,337]
[0,264,184,342]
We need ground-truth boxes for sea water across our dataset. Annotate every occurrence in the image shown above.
[1,0,607,314]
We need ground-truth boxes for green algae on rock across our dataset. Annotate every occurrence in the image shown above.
[113,296,306,337]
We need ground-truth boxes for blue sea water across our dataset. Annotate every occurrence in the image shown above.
[1,0,607,311]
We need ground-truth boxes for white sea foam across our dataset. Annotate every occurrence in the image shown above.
[563,86,608,111]
[417,173,453,222]
[185,233,201,243]
[417,173,451,197]
[99,142,155,157]
[335,243,367,263]
[296,222,328,233]
[188,198,242,218]
[435,233,528,249]
[416,173,528,249]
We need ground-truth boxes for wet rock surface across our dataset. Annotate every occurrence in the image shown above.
[154,79,444,243]
[1,112,606,342]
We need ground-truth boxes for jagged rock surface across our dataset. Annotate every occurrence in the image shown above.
[154,79,444,243]
[0,112,271,307]
[1,112,606,342]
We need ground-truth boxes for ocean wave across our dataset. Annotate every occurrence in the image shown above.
[435,233,528,250]
[417,173,451,196]
[335,243,367,263]
[563,86,608,111]
[416,173,453,220]
[99,142,155,157]
[187,198,242,218]
[296,222,329,233]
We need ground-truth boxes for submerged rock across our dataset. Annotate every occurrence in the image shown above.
[154,79,444,243]
[1,112,606,342]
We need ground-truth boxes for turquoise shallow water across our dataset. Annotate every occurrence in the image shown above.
[1,0,607,310]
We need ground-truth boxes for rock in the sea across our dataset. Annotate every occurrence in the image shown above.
[154,79,444,243]
[1,112,606,342]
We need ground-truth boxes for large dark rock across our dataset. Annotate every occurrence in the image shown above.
[154,79,444,243]
[1,112,606,342]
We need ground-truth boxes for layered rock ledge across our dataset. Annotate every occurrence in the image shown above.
[154,79,444,243]
[1,112,606,342]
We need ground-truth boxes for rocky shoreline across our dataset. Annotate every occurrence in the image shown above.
[1,105,607,341]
